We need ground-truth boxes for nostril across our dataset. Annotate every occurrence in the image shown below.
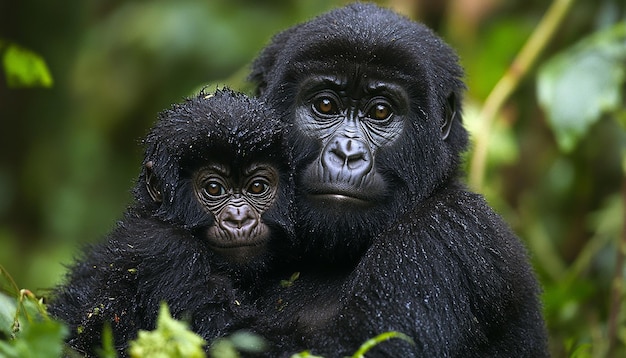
[326,138,369,168]
[347,152,365,163]
[221,206,255,230]
[330,146,346,160]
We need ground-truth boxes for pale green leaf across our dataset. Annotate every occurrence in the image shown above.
[129,303,206,358]
[0,292,17,338]
[537,23,626,152]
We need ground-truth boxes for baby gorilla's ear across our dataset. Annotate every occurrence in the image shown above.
[145,161,163,203]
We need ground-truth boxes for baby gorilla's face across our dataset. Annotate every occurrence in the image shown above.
[192,161,279,263]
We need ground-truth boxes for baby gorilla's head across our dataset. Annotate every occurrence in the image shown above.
[136,89,293,265]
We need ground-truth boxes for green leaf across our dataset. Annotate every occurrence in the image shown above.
[537,23,626,152]
[2,43,54,88]
[349,331,415,358]
[0,319,68,358]
[209,331,267,357]
[96,323,118,358]
[290,351,325,358]
[0,292,17,338]
[227,331,267,353]
[129,303,206,358]
[280,271,300,288]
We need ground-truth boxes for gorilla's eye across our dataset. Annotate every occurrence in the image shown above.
[204,181,226,197]
[368,103,392,121]
[313,97,339,116]
[248,180,269,195]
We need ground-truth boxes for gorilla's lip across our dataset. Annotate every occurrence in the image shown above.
[307,187,374,207]
[205,226,269,249]
[307,183,371,202]
[311,193,368,204]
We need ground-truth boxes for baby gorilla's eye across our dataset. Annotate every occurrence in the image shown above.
[205,181,226,197]
[369,103,392,121]
[248,180,269,195]
[313,97,339,115]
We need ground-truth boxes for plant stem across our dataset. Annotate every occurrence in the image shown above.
[468,0,576,190]
[607,170,626,355]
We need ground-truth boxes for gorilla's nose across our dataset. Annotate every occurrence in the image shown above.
[322,137,373,181]
[221,205,256,232]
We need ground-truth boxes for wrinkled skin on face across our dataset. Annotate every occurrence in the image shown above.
[295,75,407,207]
[190,162,279,262]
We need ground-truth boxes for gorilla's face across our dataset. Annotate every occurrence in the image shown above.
[185,161,279,263]
[251,3,467,260]
[140,90,293,266]
[294,74,409,210]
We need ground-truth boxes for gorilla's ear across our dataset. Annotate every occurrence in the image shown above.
[145,161,163,203]
[441,93,458,140]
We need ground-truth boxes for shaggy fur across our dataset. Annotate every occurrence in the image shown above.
[48,89,293,356]
[248,3,548,357]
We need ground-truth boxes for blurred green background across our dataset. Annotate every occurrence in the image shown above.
[1,0,625,356]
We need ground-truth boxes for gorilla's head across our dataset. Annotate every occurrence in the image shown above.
[251,3,467,262]
[135,89,294,266]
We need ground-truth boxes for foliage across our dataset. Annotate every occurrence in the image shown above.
[209,331,268,358]
[350,331,414,358]
[538,22,626,152]
[1,0,626,357]
[0,40,53,88]
[129,303,206,358]
[0,266,68,358]
[0,266,410,358]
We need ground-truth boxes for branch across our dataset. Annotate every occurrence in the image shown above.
[607,164,626,355]
[468,0,576,190]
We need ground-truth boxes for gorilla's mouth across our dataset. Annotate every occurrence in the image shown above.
[304,174,385,204]
[307,185,374,207]
[205,226,269,249]
[301,162,386,207]
[312,193,368,204]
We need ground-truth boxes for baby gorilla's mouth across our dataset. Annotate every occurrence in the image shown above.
[205,225,269,249]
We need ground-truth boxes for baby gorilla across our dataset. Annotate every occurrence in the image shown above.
[48,89,293,356]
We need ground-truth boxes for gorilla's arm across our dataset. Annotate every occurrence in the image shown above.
[48,213,249,356]
[256,185,546,358]
[307,186,547,357]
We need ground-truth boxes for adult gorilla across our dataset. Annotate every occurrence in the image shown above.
[249,3,548,357]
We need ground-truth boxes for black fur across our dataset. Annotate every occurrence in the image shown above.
[249,3,548,357]
[48,89,293,356]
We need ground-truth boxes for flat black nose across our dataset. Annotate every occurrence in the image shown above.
[321,137,373,183]
[330,138,367,170]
